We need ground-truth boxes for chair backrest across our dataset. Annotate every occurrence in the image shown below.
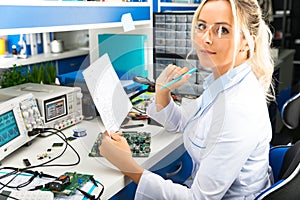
[281,92,300,129]
[256,141,300,199]
[269,145,290,182]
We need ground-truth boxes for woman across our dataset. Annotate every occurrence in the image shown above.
[100,0,274,199]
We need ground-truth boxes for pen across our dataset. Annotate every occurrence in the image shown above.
[160,67,197,90]
[120,124,144,129]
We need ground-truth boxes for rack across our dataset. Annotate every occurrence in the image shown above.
[153,11,209,96]
[271,0,293,48]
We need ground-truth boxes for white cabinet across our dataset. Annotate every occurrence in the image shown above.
[0,1,152,70]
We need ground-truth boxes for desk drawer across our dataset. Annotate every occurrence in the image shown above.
[152,150,192,184]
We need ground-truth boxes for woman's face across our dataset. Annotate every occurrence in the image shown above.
[194,0,246,78]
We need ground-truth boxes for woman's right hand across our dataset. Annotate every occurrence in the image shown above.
[154,64,191,111]
[156,64,191,92]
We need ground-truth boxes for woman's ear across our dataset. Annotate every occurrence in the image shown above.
[239,35,255,58]
[239,38,249,52]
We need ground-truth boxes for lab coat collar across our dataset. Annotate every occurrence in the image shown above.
[199,62,251,116]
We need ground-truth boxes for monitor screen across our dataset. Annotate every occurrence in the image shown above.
[0,110,20,147]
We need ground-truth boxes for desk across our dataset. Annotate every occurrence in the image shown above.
[0,118,186,199]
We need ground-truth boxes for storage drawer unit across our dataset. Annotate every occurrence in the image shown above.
[56,55,89,75]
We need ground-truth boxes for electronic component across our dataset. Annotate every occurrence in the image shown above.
[47,175,71,192]
[0,93,42,161]
[23,158,31,167]
[52,142,63,147]
[89,131,151,157]
[0,83,84,136]
[66,136,77,141]
[43,172,93,196]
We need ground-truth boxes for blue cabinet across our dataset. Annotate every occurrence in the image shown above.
[56,55,90,75]
[151,149,193,185]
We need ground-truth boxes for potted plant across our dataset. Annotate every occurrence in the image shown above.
[0,62,57,88]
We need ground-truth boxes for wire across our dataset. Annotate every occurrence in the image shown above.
[97,181,105,199]
[0,171,19,191]
[0,128,80,191]
[0,193,19,200]
[0,127,105,199]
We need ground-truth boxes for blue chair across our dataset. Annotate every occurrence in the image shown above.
[271,85,300,145]
[256,140,300,199]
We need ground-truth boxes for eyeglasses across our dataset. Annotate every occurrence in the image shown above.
[195,22,232,39]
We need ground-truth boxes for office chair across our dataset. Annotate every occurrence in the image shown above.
[271,84,300,146]
[255,140,300,199]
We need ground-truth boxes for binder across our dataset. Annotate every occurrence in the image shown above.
[25,34,31,56]
[42,32,51,54]
[30,33,37,55]
[36,33,43,54]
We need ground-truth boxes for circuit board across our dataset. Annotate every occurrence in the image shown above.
[42,172,93,196]
[89,131,151,157]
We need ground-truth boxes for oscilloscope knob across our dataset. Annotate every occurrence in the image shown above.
[33,107,39,113]
[22,111,29,118]
[76,92,83,99]
[26,124,33,130]
[20,105,27,110]
[28,109,34,115]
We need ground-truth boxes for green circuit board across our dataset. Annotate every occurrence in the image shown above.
[42,172,93,196]
[89,131,151,157]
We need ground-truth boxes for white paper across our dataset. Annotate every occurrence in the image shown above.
[121,13,135,32]
[82,53,132,132]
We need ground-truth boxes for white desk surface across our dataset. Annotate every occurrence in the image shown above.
[0,117,184,199]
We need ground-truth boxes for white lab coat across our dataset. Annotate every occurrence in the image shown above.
[135,62,272,200]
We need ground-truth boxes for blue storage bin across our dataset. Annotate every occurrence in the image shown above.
[57,70,85,86]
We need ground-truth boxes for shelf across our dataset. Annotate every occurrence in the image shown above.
[0,1,151,35]
[0,48,89,69]
[155,53,197,60]
[158,2,199,12]
[273,13,291,18]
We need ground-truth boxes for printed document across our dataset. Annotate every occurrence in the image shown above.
[82,53,132,132]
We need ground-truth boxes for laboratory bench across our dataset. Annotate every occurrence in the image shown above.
[0,117,192,199]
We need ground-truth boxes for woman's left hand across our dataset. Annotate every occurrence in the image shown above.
[99,131,131,169]
[99,131,144,183]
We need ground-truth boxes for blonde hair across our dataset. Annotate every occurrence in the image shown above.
[190,0,274,100]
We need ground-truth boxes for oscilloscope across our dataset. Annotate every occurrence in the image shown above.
[0,83,83,136]
[0,93,43,161]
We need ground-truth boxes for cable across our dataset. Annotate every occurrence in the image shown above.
[0,192,19,200]
[22,128,80,168]
[0,128,80,191]
[0,171,19,191]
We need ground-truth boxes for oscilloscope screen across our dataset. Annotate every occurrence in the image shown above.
[0,110,20,147]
